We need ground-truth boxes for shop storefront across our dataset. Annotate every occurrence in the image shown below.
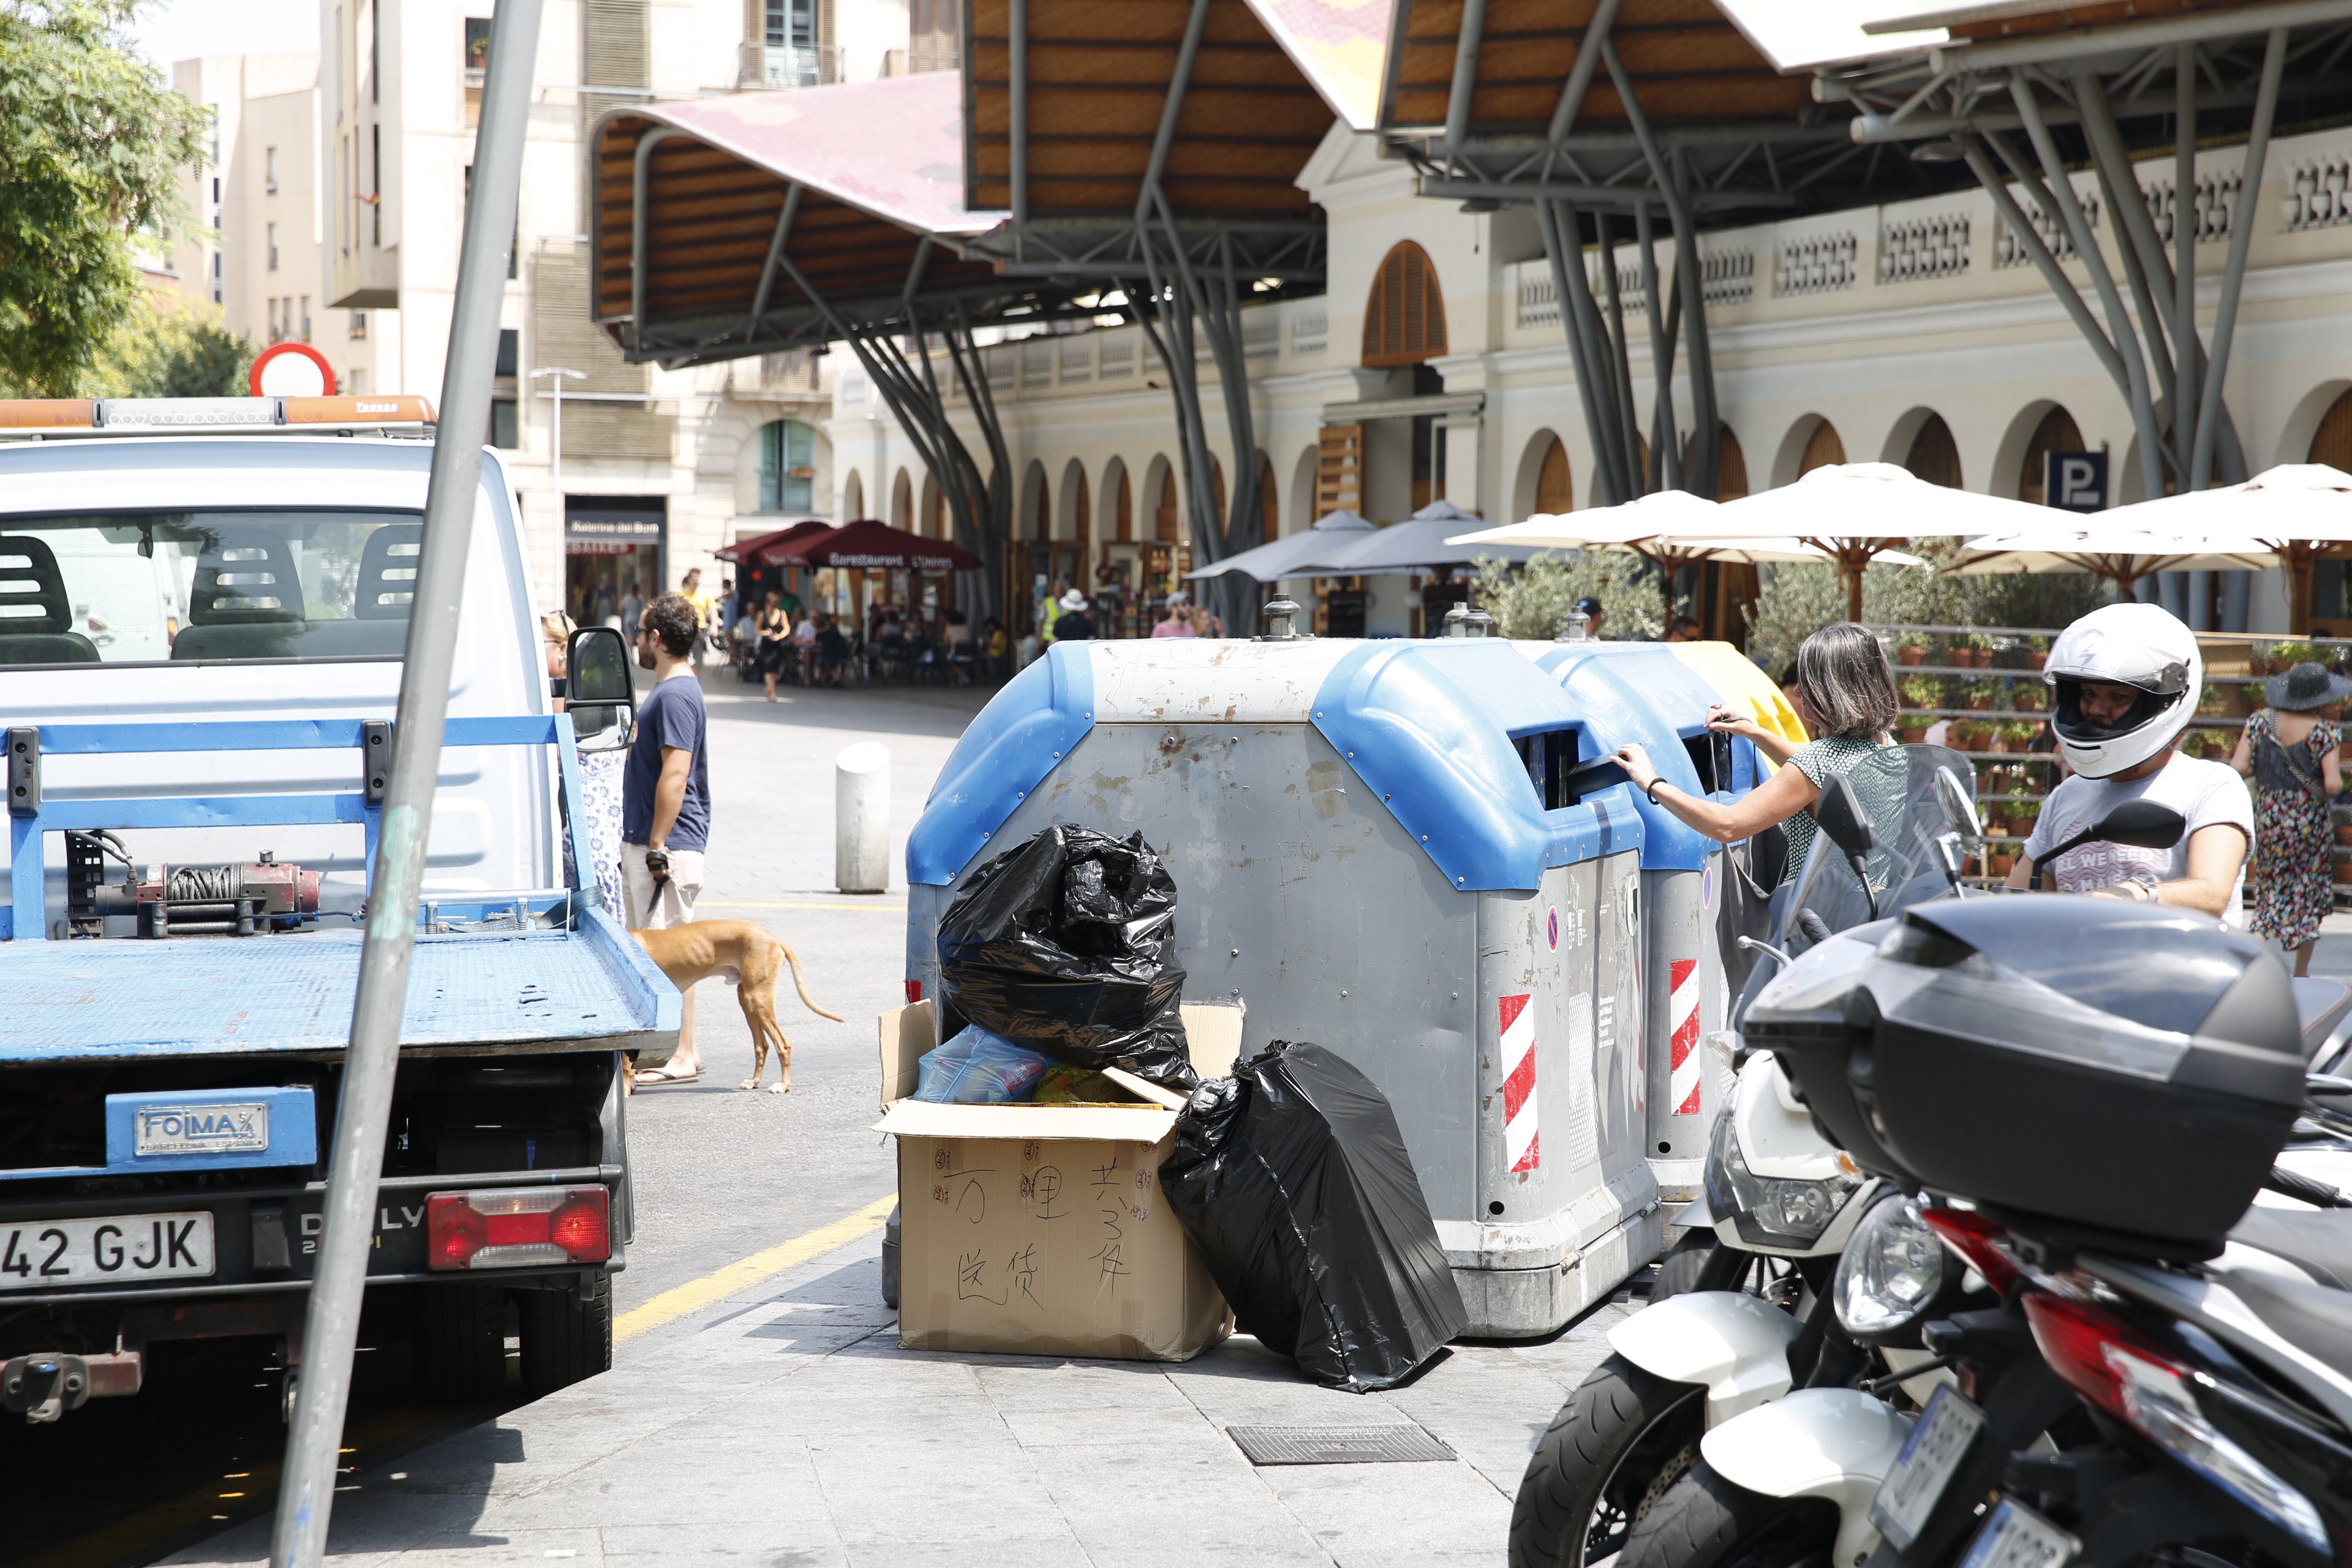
[564,496,666,630]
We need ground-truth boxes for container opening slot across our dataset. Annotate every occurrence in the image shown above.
[1682,731,1731,796]
[1512,726,1585,810]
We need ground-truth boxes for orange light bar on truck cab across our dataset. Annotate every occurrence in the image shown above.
[0,395,435,435]
[284,394,437,424]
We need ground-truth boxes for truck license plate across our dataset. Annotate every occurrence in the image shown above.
[1956,1499,2077,1568]
[0,1213,214,1291]
[1869,1384,1985,1549]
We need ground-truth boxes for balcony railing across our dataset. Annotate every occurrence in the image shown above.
[739,42,837,89]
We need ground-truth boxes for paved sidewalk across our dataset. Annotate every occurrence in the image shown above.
[166,1231,1628,1567]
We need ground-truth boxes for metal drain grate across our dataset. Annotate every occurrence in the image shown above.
[1226,1424,1455,1466]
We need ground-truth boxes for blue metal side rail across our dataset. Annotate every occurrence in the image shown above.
[2,714,600,942]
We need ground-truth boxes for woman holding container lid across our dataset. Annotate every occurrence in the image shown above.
[1613,622,1901,883]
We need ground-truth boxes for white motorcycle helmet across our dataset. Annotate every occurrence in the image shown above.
[2044,601,2201,777]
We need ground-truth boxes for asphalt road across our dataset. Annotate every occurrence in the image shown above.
[0,670,989,1568]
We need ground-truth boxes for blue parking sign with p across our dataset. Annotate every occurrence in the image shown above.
[2044,450,2106,512]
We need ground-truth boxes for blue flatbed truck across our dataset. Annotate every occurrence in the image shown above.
[0,402,678,1421]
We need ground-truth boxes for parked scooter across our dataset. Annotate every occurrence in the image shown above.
[1620,886,2352,1568]
[1509,748,1974,1568]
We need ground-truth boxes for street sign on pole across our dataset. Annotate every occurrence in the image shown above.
[2045,450,2109,512]
[268,2,545,1563]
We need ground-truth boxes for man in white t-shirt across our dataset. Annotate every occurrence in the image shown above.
[2007,603,2252,918]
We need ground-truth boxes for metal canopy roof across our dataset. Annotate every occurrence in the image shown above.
[590,74,1071,369]
[957,0,1380,277]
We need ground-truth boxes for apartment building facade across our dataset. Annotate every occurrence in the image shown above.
[304,0,928,624]
[169,53,329,361]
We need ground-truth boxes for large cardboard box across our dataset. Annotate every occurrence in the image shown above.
[876,1003,1239,1360]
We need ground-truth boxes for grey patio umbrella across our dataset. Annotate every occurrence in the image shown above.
[1301,500,1538,576]
[1186,508,1376,582]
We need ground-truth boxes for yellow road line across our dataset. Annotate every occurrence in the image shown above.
[697,900,907,913]
[614,1193,896,1343]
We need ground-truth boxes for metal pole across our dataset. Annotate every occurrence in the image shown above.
[2174,46,2200,477]
[533,368,583,491]
[2192,28,2286,491]
[1546,0,1621,146]
[270,2,542,1563]
[1444,0,1490,159]
[1008,0,1028,228]
[1538,198,1616,508]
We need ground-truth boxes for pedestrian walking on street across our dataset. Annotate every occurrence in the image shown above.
[757,589,793,701]
[624,593,712,1085]
[2232,660,2350,973]
[1615,622,1901,883]
[1151,600,1197,638]
[1048,589,1096,643]
[619,579,645,642]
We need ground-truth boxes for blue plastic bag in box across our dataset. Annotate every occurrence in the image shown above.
[911,1026,1055,1105]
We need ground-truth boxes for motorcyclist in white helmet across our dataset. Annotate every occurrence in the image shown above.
[2003,602,2253,916]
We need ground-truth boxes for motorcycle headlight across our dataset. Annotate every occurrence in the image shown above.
[1703,1112,1858,1248]
[1834,1192,1956,1341]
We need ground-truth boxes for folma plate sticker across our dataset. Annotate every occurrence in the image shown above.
[135,1102,269,1156]
[1956,1499,2078,1568]
[1869,1384,1985,1550]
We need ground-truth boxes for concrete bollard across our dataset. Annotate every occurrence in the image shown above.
[835,742,891,894]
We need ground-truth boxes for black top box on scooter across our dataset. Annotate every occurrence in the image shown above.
[1760,897,2304,1256]
[1739,925,1913,1180]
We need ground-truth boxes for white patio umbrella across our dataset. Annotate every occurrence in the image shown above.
[1300,499,1539,575]
[1186,508,1374,582]
[1450,489,1925,624]
[1713,462,2055,620]
[2098,464,2352,632]
[1948,526,2279,598]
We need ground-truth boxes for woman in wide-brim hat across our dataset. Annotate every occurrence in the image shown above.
[2231,660,2351,974]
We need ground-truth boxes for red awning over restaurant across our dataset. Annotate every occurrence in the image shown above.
[718,520,833,564]
[775,518,982,573]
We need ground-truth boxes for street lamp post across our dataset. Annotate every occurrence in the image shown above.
[532,366,586,489]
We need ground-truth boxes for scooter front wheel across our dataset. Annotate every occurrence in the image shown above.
[1618,1459,1839,1568]
[1509,1354,1706,1568]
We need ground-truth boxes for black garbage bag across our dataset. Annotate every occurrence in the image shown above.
[1160,1040,1468,1392]
[936,824,1197,1088]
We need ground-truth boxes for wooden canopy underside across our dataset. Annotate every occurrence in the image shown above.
[963,0,1334,217]
[1385,0,1819,137]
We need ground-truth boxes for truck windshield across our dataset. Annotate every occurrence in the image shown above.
[0,510,421,666]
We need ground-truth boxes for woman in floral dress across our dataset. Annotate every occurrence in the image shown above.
[2231,661,2350,975]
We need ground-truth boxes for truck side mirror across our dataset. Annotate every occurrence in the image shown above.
[566,625,635,739]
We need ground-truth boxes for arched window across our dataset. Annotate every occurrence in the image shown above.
[1363,242,1448,368]
[1716,426,1749,500]
[1800,419,1845,475]
[2310,388,2352,468]
[1536,437,1574,514]
[758,420,818,512]
[1904,413,1962,489]
[2017,407,2084,503]
[1115,467,1134,541]
[1256,453,1278,547]
[1155,467,1179,541]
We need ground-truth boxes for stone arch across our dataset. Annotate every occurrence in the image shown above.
[1251,450,1278,547]
[1144,454,1179,541]
[1994,402,2081,503]
[1057,458,1090,544]
[1880,409,1962,489]
[1101,457,1133,541]
[890,468,913,531]
[1288,445,1317,534]
[1773,415,1844,488]
[2288,382,2352,469]
[1714,424,1750,499]
[1513,430,1573,521]
[1019,460,1049,543]
[1363,241,1449,368]
[841,469,865,522]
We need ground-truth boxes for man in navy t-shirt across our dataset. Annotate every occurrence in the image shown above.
[623,592,712,1083]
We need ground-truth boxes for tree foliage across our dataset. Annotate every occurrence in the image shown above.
[1473,551,1670,642]
[84,300,252,396]
[0,1,209,394]
[1743,545,2112,677]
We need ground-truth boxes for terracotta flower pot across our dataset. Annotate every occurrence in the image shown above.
[1899,726,1929,744]
[2025,652,2047,670]
[1966,695,1992,710]
[1899,645,1926,666]
[2337,822,2352,846]
[1989,850,2016,876]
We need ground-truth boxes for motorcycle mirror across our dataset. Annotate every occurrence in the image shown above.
[1935,766,1983,842]
[1815,775,1875,859]
[2089,798,2187,851]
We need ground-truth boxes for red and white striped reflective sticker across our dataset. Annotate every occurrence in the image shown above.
[1499,992,1540,1172]
[1668,959,1702,1116]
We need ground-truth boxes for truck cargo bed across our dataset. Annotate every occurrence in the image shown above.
[0,907,674,1063]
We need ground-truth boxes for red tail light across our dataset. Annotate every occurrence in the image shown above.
[2021,1294,2171,1420]
[1920,1205,2024,1295]
[904,979,924,1004]
[426,1186,610,1270]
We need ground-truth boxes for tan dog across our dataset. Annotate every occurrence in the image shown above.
[630,919,845,1093]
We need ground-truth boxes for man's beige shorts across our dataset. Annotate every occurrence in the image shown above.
[622,842,704,930]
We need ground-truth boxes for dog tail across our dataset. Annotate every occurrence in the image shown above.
[775,937,848,1022]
